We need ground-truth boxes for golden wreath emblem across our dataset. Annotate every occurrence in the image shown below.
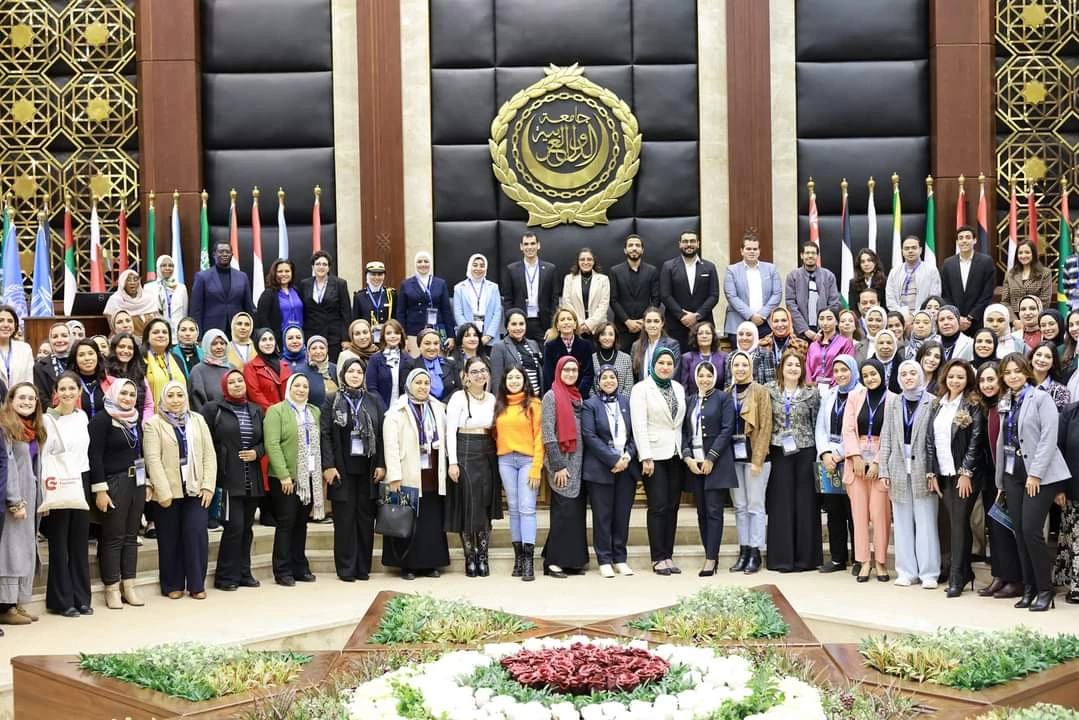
[489,64,642,228]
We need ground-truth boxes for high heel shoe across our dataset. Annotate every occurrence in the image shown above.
[1066,589,1079,604]
[1029,591,1056,612]
[1014,587,1036,609]
[856,564,872,583]
[875,563,890,582]
[729,546,749,572]
[946,574,976,598]
[978,577,1005,597]
[850,561,862,577]
[698,560,717,577]
[652,562,671,576]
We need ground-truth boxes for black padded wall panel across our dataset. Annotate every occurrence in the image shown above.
[796,0,929,277]
[200,0,336,282]
[430,0,699,284]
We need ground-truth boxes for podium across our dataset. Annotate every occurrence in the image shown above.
[23,316,110,355]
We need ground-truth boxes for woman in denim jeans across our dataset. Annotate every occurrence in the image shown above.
[493,365,543,580]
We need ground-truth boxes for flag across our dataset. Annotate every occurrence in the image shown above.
[145,194,157,280]
[1028,188,1038,246]
[30,214,52,317]
[840,181,854,309]
[171,194,185,284]
[2,213,26,321]
[867,178,877,253]
[891,176,903,270]
[228,190,240,269]
[277,188,289,259]
[199,191,210,270]
[89,199,105,292]
[1007,184,1018,270]
[976,177,990,255]
[252,189,264,301]
[807,180,819,245]
[63,198,76,315]
[1058,182,1071,315]
[117,203,128,274]
[1,203,9,273]
[925,178,937,271]
[311,186,321,253]
[955,177,966,230]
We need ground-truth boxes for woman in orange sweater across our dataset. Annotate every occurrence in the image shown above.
[493,364,544,581]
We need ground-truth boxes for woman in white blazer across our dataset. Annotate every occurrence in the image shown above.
[630,346,686,575]
[561,248,610,339]
[0,305,35,388]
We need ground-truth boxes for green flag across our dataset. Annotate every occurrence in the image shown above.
[925,182,936,270]
[1059,186,1071,315]
[199,193,210,270]
[145,199,157,280]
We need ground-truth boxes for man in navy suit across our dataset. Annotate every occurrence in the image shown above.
[659,230,719,350]
[722,230,783,345]
[500,232,563,342]
[190,240,255,336]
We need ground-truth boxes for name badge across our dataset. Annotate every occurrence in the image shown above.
[732,434,748,461]
[426,307,439,327]
[781,432,798,456]
[860,442,876,464]
[828,433,842,446]
[350,430,365,457]
[1004,445,1017,475]
[817,380,831,393]
[180,461,193,492]
[473,314,485,328]
[526,302,539,318]
[372,326,382,344]
[420,452,431,470]
[134,458,147,487]
[308,454,318,473]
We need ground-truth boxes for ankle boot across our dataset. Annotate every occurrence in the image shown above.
[978,577,1005,597]
[730,546,750,572]
[1014,586,1036,609]
[460,533,477,577]
[520,543,535,582]
[744,547,762,574]
[477,532,491,577]
[121,579,144,606]
[511,541,523,577]
[1029,590,1056,612]
[104,583,123,609]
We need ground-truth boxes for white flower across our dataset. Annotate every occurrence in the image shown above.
[550,701,578,720]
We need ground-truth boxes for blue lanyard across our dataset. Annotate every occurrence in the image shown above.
[902,397,918,432]
[773,337,788,366]
[525,262,539,294]
[865,392,885,442]
[418,276,432,303]
[313,280,327,303]
[79,378,98,417]
[783,390,795,429]
[1006,388,1027,445]
[733,390,745,434]
[165,288,173,322]
[469,278,486,311]
[366,287,384,315]
[345,394,363,430]
[901,261,921,296]
[833,392,847,424]
[604,399,621,437]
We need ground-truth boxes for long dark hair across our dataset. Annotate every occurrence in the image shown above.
[1029,339,1064,384]
[106,332,146,382]
[266,258,297,290]
[916,339,945,390]
[493,363,537,422]
[853,248,886,289]
[70,338,105,382]
[631,306,667,378]
[1008,240,1046,277]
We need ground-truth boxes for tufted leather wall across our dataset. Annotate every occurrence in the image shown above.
[200,0,336,280]
[795,0,929,274]
[429,0,699,284]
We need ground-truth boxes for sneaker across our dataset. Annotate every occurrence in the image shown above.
[921,579,938,589]
[894,576,914,587]
[614,562,634,576]
[598,564,615,578]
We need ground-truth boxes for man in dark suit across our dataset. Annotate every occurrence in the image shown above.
[190,240,255,336]
[500,232,563,342]
[659,230,719,349]
[609,233,660,351]
[941,224,996,334]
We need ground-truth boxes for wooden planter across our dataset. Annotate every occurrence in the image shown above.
[581,584,820,647]
[11,651,340,720]
[826,642,1079,713]
[343,589,576,652]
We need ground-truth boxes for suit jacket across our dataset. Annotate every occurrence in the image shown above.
[501,259,562,330]
[581,393,639,483]
[352,286,396,329]
[926,397,985,478]
[200,400,265,495]
[722,261,782,334]
[1054,402,1079,501]
[403,355,461,402]
[542,336,595,397]
[940,253,996,332]
[190,267,256,336]
[659,257,719,330]
[995,388,1070,490]
[319,389,386,498]
[264,401,321,481]
[629,377,686,462]
[396,275,454,336]
[299,276,351,348]
[143,412,217,503]
[561,272,611,335]
[784,266,841,338]
[365,349,411,409]
[608,261,659,324]
[681,390,737,490]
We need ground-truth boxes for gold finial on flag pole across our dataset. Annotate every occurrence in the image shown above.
[200,189,208,206]
[277,187,285,204]
[807,177,815,194]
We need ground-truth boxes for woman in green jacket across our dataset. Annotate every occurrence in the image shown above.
[264,373,324,586]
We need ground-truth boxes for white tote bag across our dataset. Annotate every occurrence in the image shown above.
[38,416,89,513]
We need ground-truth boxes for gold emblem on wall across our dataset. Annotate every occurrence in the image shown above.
[490,64,641,228]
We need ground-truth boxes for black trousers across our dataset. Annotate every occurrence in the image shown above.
[216,494,257,585]
[984,483,1022,582]
[269,479,312,580]
[688,475,727,561]
[618,329,640,353]
[331,472,377,580]
[766,446,823,571]
[820,493,854,565]
[44,509,91,611]
[154,496,209,594]
[525,317,545,344]
[643,457,683,563]
[1003,469,1057,592]
[588,472,636,565]
[940,475,980,584]
[98,472,146,584]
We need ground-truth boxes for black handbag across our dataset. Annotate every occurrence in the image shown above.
[375,491,416,539]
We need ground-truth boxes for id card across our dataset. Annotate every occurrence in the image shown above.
[473,314,485,329]
[426,307,439,326]
[420,452,431,470]
[1004,445,1016,475]
[781,432,798,456]
[860,442,876,464]
[134,458,147,487]
[350,431,365,456]
[732,434,748,461]
[817,380,832,394]
[527,302,539,318]
[308,454,318,473]
[372,326,382,344]
[828,433,842,446]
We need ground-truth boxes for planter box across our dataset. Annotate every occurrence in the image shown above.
[825,642,1079,713]
[581,584,819,647]
[11,651,340,720]
[343,590,576,652]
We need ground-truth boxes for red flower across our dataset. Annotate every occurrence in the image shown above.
[500,643,669,695]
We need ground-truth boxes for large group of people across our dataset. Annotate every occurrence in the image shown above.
[0,225,1076,636]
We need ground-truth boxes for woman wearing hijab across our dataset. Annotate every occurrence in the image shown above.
[983,304,1026,358]
[936,305,974,362]
[878,360,939,586]
[726,350,772,573]
[67,319,86,342]
[397,251,454,354]
[366,319,410,409]
[300,251,351,362]
[33,321,72,403]
[926,359,985,596]
[226,312,256,368]
[872,329,902,394]
[1038,309,1065,349]
[339,319,380,370]
[541,356,589,577]
[189,329,231,411]
[201,370,264,591]
[902,310,937,361]
[758,307,807,384]
[971,328,999,370]
[560,247,610,339]
[0,305,34,389]
[88,378,149,610]
[255,258,304,347]
[382,367,450,580]
[143,381,216,599]
[320,357,385,582]
[453,253,503,352]
[403,328,461,403]
[143,255,189,335]
[243,328,291,412]
[853,306,888,363]
[630,347,686,575]
[681,361,735,577]
[264,373,323,586]
[104,269,161,336]
[841,359,894,582]
[103,332,154,423]
[1016,294,1043,350]
[170,317,203,378]
[70,339,106,419]
[109,309,136,337]
[490,309,544,397]
[142,318,182,407]
[814,354,859,573]
[297,335,337,410]
[723,321,766,388]
[281,324,308,374]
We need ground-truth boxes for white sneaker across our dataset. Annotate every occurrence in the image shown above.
[921,579,938,589]
[894,576,914,587]
[599,564,615,578]
[614,562,634,576]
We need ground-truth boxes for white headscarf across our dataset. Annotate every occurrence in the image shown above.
[414,251,433,280]
[466,254,487,281]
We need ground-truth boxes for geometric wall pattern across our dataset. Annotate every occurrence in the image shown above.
[0,0,138,295]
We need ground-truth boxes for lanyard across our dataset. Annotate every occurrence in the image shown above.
[366,287,384,316]
[122,424,141,456]
[901,261,921,296]
[418,275,432,302]
[151,351,174,381]
[469,278,486,311]
[783,390,796,429]
[0,344,10,383]
[604,399,621,437]
[865,392,886,442]
[833,392,847,425]
[733,389,746,434]
[773,336,788,366]
[291,404,312,446]
[175,424,189,459]
[525,262,539,296]
[345,394,363,430]
[165,288,173,322]
[902,397,919,433]
[409,401,435,448]
[818,337,841,376]
[693,397,705,443]
[1006,388,1027,445]
[79,378,98,417]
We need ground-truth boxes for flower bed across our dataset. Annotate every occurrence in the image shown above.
[624,586,789,643]
[367,592,539,645]
[977,705,1079,719]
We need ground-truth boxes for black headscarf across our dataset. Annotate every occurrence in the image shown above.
[254,327,280,374]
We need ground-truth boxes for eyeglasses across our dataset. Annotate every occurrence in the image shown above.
[468,368,489,376]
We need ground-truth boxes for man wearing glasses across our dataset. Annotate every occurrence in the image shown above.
[190,240,256,335]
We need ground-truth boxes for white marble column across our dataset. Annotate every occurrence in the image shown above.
[770,0,798,281]
[400,0,434,266]
[698,0,730,283]
[332,0,363,290]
